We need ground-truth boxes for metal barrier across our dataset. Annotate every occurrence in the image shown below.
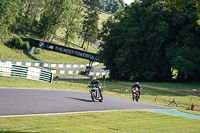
[0,58,100,68]
[0,62,53,83]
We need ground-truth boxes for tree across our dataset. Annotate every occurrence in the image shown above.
[0,0,20,37]
[81,0,100,50]
[63,0,83,45]
[12,0,44,34]
[39,0,66,41]
[165,1,200,81]
[38,0,83,42]
[100,0,200,82]
[100,1,191,81]
[150,0,200,15]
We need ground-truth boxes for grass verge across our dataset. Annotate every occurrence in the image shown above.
[0,110,199,132]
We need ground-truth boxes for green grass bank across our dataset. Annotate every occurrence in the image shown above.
[0,110,199,132]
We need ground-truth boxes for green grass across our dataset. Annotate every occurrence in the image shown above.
[0,110,199,132]
[0,42,31,60]
[135,82,200,91]
[0,76,79,91]
[98,12,111,29]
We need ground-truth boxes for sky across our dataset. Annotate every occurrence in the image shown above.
[123,0,135,5]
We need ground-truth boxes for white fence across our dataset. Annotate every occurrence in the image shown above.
[0,62,53,83]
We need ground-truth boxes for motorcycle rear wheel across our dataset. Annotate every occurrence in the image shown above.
[99,91,103,102]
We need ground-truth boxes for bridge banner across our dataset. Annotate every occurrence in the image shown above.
[23,38,101,62]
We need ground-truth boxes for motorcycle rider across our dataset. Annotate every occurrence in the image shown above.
[90,77,102,90]
[132,82,142,97]
[89,77,103,102]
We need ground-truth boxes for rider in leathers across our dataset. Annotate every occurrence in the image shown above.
[132,82,142,97]
[90,77,102,90]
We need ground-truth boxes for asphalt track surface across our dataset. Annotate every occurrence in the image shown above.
[0,87,173,117]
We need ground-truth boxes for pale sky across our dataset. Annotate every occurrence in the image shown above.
[124,0,135,5]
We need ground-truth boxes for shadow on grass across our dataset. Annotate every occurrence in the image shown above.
[24,53,39,61]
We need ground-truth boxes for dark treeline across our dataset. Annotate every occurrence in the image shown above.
[99,0,200,82]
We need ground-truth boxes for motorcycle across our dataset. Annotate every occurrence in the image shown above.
[132,87,140,102]
[89,84,103,102]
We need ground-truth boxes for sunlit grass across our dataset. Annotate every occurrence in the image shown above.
[0,110,199,132]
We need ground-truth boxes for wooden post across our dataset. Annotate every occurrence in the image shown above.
[86,82,89,89]
[55,76,59,84]
[70,78,73,86]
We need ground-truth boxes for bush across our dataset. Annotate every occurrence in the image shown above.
[11,37,18,47]
[11,37,23,48]
[22,41,30,50]
[34,48,42,54]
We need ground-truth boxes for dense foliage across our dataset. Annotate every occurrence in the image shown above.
[81,0,100,50]
[99,0,200,82]
[83,0,125,13]
[0,0,83,42]
[11,37,30,50]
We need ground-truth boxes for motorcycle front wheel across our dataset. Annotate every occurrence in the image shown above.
[136,94,140,102]
[90,92,95,101]
[132,93,135,101]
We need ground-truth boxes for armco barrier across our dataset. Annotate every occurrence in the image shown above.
[0,58,100,68]
[49,69,109,76]
[0,62,53,83]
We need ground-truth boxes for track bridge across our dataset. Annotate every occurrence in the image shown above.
[23,38,102,67]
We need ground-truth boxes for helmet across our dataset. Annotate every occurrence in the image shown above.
[93,77,96,80]
[136,82,139,85]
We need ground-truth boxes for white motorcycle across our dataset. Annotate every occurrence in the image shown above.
[89,84,103,102]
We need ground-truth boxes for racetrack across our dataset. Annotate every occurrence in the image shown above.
[0,87,173,117]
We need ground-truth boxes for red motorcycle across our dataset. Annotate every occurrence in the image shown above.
[132,87,140,102]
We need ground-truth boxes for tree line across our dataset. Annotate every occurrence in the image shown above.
[99,0,200,82]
